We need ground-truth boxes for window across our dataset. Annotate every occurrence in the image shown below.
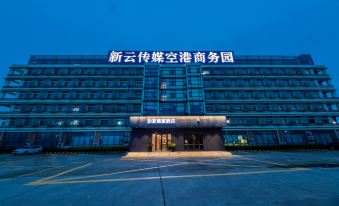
[135,81,143,87]
[72,107,80,112]
[88,105,97,112]
[190,102,204,114]
[116,119,125,126]
[160,103,186,114]
[100,132,124,146]
[118,104,126,112]
[118,91,127,99]
[188,77,201,86]
[145,67,158,75]
[133,92,142,99]
[120,80,128,87]
[56,120,64,126]
[187,66,200,74]
[121,69,129,75]
[189,89,203,100]
[144,102,158,114]
[133,104,141,113]
[101,119,110,126]
[71,132,94,146]
[70,119,79,126]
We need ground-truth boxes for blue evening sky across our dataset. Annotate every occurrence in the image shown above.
[0,0,339,88]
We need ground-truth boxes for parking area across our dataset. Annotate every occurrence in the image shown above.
[1,151,339,206]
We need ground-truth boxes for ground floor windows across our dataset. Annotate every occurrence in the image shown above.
[100,132,125,146]
[312,133,334,145]
[281,132,305,144]
[1,132,28,146]
[224,130,337,146]
[0,131,130,147]
[130,128,224,152]
[71,132,94,146]
[35,132,59,146]
[1,130,337,148]
[184,133,203,150]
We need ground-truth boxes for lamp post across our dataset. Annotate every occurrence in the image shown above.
[226,119,230,145]
[332,120,337,141]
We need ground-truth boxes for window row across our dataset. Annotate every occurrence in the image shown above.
[26,68,144,76]
[160,67,185,76]
[160,90,187,100]
[13,104,142,113]
[160,79,186,88]
[142,102,204,115]
[204,91,333,100]
[159,102,187,114]
[22,79,143,88]
[2,131,130,147]
[224,131,335,145]
[205,103,337,112]
[18,91,142,100]
[227,116,337,126]
[8,118,129,128]
[203,68,325,76]
[203,79,328,88]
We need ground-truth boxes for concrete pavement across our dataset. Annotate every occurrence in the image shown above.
[0,151,339,205]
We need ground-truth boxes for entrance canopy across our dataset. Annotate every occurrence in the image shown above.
[130,116,227,128]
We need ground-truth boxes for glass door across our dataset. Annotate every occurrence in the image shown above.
[152,133,172,152]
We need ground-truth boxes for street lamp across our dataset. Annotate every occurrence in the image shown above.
[333,120,337,139]
[225,119,230,145]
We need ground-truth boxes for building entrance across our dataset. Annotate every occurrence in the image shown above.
[151,133,172,152]
[184,133,203,150]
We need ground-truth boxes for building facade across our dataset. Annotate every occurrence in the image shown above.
[0,52,338,151]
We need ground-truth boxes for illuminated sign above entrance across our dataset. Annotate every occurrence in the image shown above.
[130,116,227,128]
[147,118,176,124]
[107,51,234,64]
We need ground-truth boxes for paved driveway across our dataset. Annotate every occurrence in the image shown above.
[1,151,339,206]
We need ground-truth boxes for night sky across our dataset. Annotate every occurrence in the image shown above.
[1,0,339,89]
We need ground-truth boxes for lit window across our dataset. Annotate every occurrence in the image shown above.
[202,70,210,75]
[70,119,79,126]
[72,107,80,112]
[161,95,167,101]
[160,83,167,89]
[116,120,124,126]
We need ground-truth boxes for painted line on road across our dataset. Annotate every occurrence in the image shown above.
[199,163,265,168]
[198,156,239,163]
[48,162,192,182]
[237,156,289,167]
[123,159,178,163]
[15,166,65,178]
[26,163,92,185]
[26,168,310,185]
[44,156,249,182]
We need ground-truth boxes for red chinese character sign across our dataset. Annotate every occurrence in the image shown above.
[107,51,234,64]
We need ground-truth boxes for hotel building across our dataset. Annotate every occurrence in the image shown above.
[0,52,338,151]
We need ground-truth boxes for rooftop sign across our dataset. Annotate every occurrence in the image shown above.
[107,51,234,64]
